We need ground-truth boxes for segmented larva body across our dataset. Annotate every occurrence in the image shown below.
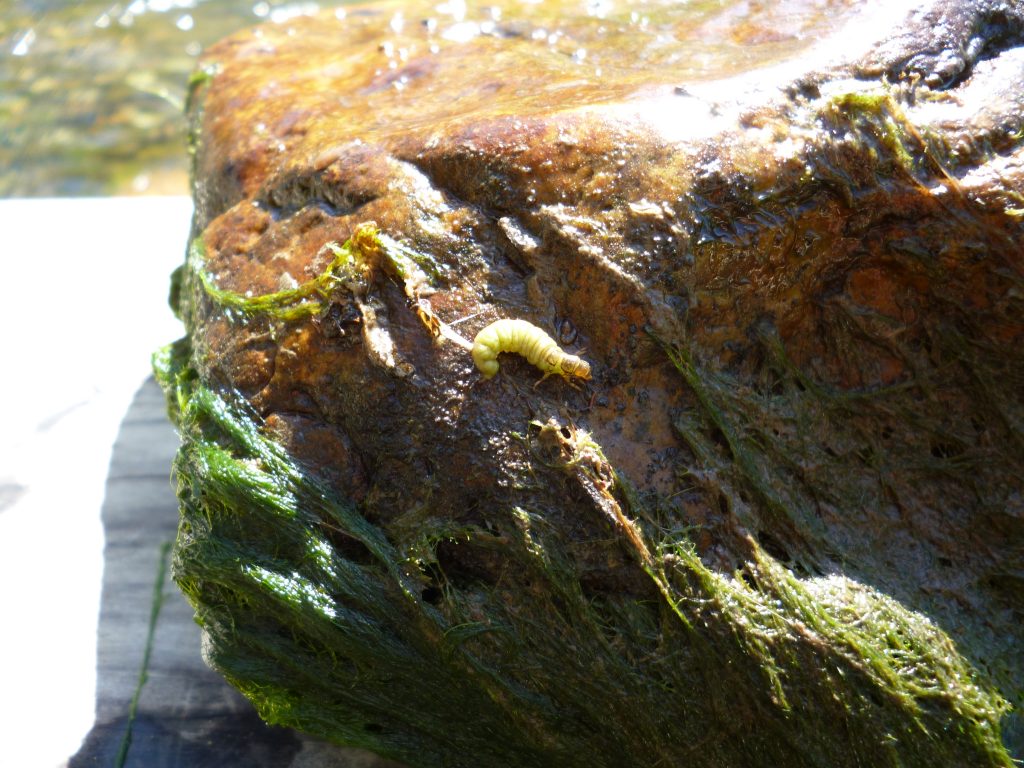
[472,319,591,382]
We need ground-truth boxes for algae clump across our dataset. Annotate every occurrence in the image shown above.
[154,231,1014,768]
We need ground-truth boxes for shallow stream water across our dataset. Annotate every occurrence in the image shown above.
[2,1,333,195]
[1,0,854,196]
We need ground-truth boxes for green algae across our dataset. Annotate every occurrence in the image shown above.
[818,85,970,192]
[661,339,829,569]
[154,331,1014,767]
[825,89,920,177]
[190,234,359,323]
[184,62,220,116]
[190,223,443,325]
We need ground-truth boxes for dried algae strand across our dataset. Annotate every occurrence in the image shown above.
[189,222,444,324]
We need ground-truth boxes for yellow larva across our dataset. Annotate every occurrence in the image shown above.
[472,318,591,382]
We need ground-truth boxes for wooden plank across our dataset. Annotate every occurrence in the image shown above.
[70,378,403,768]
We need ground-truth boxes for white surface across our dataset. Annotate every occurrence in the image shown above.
[0,197,191,767]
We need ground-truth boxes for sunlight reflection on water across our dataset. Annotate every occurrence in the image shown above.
[1,0,855,197]
[1,1,329,196]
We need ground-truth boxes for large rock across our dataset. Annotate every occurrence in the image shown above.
[158,0,1024,764]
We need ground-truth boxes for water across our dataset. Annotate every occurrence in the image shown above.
[1,0,855,197]
[1,1,332,196]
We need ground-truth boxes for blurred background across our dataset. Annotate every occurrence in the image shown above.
[1,0,328,197]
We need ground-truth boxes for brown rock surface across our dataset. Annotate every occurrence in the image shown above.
[164,1,1024,765]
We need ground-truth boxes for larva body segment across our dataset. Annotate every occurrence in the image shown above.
[472,318,591,382]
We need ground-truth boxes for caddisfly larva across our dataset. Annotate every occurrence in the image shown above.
[472,318,591,382]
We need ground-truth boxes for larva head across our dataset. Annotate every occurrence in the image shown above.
[559,354,591,381]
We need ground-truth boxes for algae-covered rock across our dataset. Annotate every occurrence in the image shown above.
[158,0,1024,764]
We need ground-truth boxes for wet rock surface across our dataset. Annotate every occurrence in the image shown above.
[164,1,1024,764]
